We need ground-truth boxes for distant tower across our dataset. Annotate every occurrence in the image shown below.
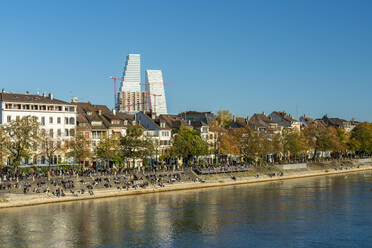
[118,54,147,113]
[145,70,167,115]
[120,54,141,92]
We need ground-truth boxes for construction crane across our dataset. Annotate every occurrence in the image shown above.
[139,82,171,111]
[109,76,123,108]
[145,93,162,114]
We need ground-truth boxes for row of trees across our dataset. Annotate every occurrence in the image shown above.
[218,122,372,163]
[1,115,372,168]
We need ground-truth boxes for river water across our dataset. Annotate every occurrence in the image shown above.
[1,172,372,248]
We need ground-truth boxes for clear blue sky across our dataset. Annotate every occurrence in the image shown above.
[1,0,371,121]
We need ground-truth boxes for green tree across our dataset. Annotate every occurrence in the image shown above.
[170,125,209,163]
[120,126,154,168]
[95,134,122,168]
[349,122,372,154]
[216,110,233,127]
[5,116,39,168]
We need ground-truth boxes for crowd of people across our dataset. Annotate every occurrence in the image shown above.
[0,167,198,197]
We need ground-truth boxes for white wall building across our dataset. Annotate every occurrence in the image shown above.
[145,70,167,115]
[0,90,77,165]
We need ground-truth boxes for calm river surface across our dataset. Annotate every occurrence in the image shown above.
[1,172,372,248]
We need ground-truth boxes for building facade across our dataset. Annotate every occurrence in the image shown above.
[0,90,77,165]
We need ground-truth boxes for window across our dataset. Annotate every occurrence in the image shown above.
[49,129,54,138]
[65,129,69,136]
[49,117,53,124]
[65,117,68,125]
[57,117,61,124]
[7,116,11,122]
[69,117,75,125]
[91,121,102,126]
[57,129,61,137]
[124,120,128,125]
[41,117,45,125]
[69,107,75,112]
[16,116,20,121]
[70,128,75,137]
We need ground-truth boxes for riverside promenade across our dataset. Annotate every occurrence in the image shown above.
[1,159,371,209]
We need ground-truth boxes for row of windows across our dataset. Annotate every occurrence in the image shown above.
[5,104,75,112]
[161,131,170,137]
[40,128,75,138]
[6,116,75,125]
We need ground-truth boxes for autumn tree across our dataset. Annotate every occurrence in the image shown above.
[282,128,306,161]
[303,123,340,159]
[5,116,39,168]
[66,132,92,166]
[219,128,240,157]
[39,129,65,167]
[237,126,263,162]
[0,126,10,168]
[215,110,233,127]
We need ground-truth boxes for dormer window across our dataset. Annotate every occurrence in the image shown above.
[160,122,166,128]
[92,121,102,126]
[124,120,128,125]
[132,120,136,125]
[87,111,92,116]
[111,120,120,125]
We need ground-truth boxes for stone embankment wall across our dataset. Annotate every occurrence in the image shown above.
[278,163,307,170]
[277,159,372,171]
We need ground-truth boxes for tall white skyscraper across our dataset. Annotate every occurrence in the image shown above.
[145,70,167,115]
[120,54,141,92]
[117,54,145,113]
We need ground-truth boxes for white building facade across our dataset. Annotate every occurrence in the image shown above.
[0,90,77,165]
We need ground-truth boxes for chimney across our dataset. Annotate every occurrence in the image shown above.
[72,97,78,103]
[1,88,5,94]
[49,93,53,100]
[26,91,29,94]
[42,92,47,97]
[151,112,156,119]
[112,109,116,115]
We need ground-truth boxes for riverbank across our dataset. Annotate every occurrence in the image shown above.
[1,161,372,209]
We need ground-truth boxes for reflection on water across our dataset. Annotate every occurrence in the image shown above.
[1,172,372,248]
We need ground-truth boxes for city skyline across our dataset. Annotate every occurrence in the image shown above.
[0,1,372,121]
